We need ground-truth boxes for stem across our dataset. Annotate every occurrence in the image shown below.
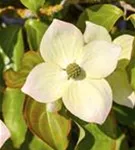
[60,0,68,6]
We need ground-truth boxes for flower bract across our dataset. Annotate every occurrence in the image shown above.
[22,19,121,124]
[107,35,135,108]
[0,120,10,148]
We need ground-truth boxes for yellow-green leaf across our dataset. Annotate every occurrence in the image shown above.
[25,19,48,51]
[20,0,45,12]
[77,4,123,31]
[4,51,43,88]
[2,88,27,148]
[24,97,71,150]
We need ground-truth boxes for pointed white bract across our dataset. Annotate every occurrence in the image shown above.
[22,19,121,124]
[22,62,68,102]
[107,70,135,108]
[40,19,83,68]
[107,34,135,108]
[84,21,111,43]
[79,40,121,79]
[0,120,11,148]
[63,79,112,124]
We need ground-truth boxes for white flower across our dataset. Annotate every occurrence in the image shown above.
[0,120,11,148]
[22,19,121,124]
[107,35,135,108]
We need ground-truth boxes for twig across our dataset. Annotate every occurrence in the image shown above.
[119,1,135,19]
[120,1,135,13]
[60,0,68,6]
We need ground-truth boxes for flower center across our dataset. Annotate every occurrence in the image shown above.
[66,63,82,79]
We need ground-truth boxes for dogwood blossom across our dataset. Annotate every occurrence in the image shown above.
[107,35,135,108]
[0,120,10,148]
[22,19,121,124]
[84,28,135,108]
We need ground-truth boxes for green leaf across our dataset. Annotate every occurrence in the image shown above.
[24,97,71,150]
[20,0,45,12]
[128,14,135,28]
[1,140,18,150]
[131,68,135,90]
[107,69,134,108]
[2,88,27,148]
[130,60,135,91]
[113,34,134,70]
[0,26,24,71]
[12,29,24,71]
[113,104,135,126]
[4,51,43,88]
[125,36,135,91]
[75,123,85,150]
[29,136,53,150]
[77,4,123,31]
[0,26,20,58]
[0,53,4,84]
[0,53,4,111]
[76,112,128,150]
[126,36,135,91]
[25,19,48,51]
